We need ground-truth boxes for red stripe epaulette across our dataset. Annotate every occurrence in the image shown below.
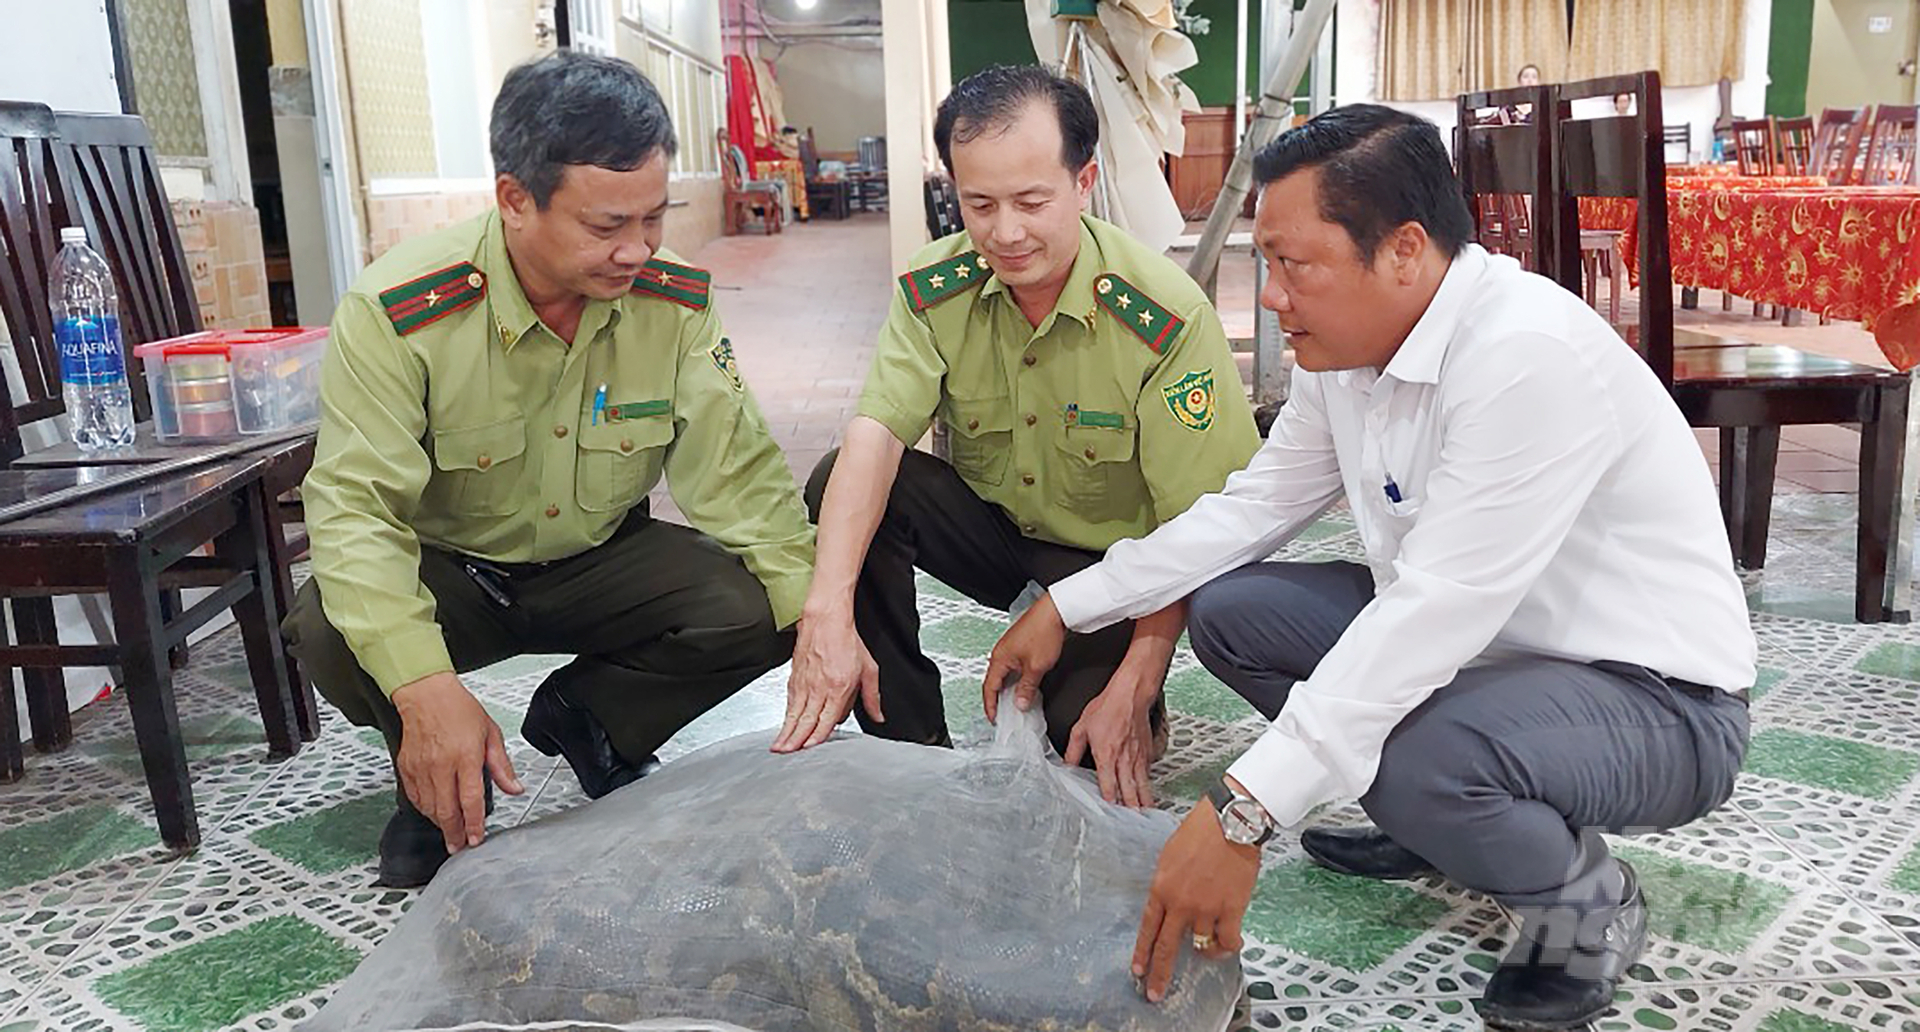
[898,250,989,311]
[378,262,486,336]
[631,257,712,310]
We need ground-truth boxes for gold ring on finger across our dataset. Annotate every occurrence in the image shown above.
[1192,932,1214,951]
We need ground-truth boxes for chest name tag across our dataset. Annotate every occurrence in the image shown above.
[1065,404,1125,429]
[604,399,671,422]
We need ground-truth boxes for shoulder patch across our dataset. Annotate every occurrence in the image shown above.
[898,251,989,311]
[1094,272,1184,353]
[632,258,712,310]
[709,337,743,391]
[378,262,486,336]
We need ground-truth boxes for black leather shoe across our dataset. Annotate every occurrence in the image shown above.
[373,782,494,889]
[1300,825,1439,880]
[521,681,660,799]
[1474,859,1647,1031]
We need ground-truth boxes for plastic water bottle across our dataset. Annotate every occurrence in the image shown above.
[49,226,135,450]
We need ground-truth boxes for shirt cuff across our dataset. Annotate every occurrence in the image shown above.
[1049,564,1125,633]
[853,395,932,449]
[760,569,811,631]
[1226,725,1342,828]
[356,625,456,698]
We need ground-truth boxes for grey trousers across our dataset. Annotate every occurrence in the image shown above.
[1186,560,1750,916]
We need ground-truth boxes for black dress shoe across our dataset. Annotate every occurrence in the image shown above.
[373,782,494,889]
[1300,825,1439,880]
[1474,859,1647,1031]
[521,681,660,799]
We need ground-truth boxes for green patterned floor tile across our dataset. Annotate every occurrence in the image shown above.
[941,676,991,740]
[92,914,359,1032]
[920,612,1005,658]
[1889,842,1920,895]
[1752,665,1789,699]
[0,804,154,893]
[76,713,264,778]
[1615,846,1793,954]
[1241,859,1449,973]
[1163,665,1255,723]
[1744,729,1920,800]
[1159,752,1238,803]
[915,574,967,603]
[1746,592,1860,625]
[1856,642,1920,683]
[1756,1008,1859,1032]
[247,792,392,875]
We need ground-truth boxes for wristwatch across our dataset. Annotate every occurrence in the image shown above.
[1205,780,1276,847]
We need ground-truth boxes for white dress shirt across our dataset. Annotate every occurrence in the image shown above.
[1049,245,1757,827]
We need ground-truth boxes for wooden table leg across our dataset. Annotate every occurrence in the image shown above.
[106,546,198,853]
[1859,380,1913,623]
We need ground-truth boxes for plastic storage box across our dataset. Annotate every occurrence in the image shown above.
[134,327,328,441]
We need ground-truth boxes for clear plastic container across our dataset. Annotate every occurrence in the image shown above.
[133,327,328,440]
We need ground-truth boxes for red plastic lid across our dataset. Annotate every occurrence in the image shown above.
[132,326,328,359]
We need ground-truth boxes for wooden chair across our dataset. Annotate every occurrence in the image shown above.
[924,173,962,239]
[1862,104,1918,185]
[1730,117,1778,175]
[717,130,782,236]
[1776,116,1816,175]
[1543,73,1912,623]
[797,128,851,221]
[1663,122,1691,165]
[0,104,317,810]
[1813,107,1869,185]
[1455,84,1555,274]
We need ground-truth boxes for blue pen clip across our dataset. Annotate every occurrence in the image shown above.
[591,383,608,426]
[1384,476,1403,504]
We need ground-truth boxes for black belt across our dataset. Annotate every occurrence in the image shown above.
[1670,678,1749,706]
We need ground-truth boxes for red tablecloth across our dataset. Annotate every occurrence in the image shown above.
[1617,186,1920,370]
[1579,175,1832,234]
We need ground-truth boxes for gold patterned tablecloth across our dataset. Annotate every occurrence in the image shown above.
[758,158,810,221]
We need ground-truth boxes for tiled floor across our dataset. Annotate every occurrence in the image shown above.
[5,216,1920,1032]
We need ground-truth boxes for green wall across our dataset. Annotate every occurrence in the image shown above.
[945,0,1264,108]
[1765,0,1814,117]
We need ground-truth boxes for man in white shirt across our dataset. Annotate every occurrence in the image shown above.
[985,104,1755,1030]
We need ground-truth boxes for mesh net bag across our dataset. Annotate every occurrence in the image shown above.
[303,692,1243,1032]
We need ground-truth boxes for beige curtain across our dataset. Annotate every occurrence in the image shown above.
[1378,0,1567,102]
[1569,0,1743,86]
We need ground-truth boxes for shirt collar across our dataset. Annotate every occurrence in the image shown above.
[978,216,1103,330]
[1380,244,1492,385]
[480,209,622,352]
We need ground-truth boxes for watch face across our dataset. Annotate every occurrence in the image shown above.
[1221,800,1265,845]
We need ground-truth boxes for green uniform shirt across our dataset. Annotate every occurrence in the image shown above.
[858,215,1260,552]
[305,211,814,696]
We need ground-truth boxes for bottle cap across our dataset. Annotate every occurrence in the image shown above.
[60,226,87,245]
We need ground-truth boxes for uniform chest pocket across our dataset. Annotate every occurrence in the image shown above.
[1052,424,1141,523]
[427,418,528,517]
[944,395,1013,487]
[575,415,674,513]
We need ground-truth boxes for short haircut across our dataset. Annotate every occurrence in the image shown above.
[490,50,678,209]
[933,64,1098,174]
[1252,104,1474,261]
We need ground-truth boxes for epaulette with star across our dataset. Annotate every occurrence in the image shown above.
[631,257,711,310]
[899,250,990,311]
[378,262,487,336]
[1094,272,1185,354]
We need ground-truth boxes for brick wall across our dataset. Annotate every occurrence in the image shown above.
[172,200,272,330]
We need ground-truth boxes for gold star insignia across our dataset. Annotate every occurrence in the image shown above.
[1096,276,1113,295]
[658,269,673,284]
[929,273,946,289]
[424,289,441,307]
[1137,310,1154,326]
[954,263,970,278]
[1116,293,1133,308]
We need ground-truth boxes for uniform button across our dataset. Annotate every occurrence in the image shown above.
[620,439,634,453]
[1022,524,1036,534]
[476,454,492,470]
[1025,414,1037,426]
[554,425,568,439]
[966,418,979,431]
[545,504,560,518]
[1084,447,1097,460]
[1021,473,1035,486]
[1023,353,1037,367]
